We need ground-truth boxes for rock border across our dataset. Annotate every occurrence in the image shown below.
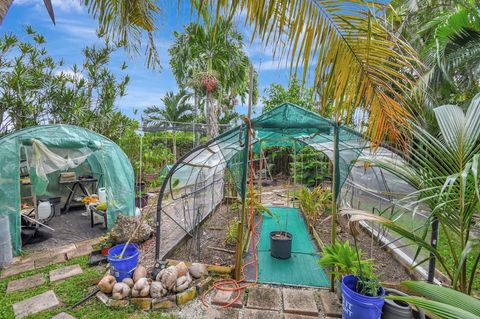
[96,276,213,310]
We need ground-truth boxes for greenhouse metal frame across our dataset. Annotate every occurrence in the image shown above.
[154,103,371,277]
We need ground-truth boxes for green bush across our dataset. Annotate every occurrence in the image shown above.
[290,147,331,187]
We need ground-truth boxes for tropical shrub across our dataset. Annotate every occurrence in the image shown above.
[290,147,331,187]
[318,240,373,279]
[118,126,174,187]
[297,186,332,223]
[352,94,480,294]
[0,27,134,140]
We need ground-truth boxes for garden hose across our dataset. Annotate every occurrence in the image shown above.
[201,117,261,308]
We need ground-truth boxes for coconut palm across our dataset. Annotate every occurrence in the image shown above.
[169,12,254,139]
[195,1,419,146]
[143,91,193,160]
[348,93,480,294]
[389,0,480,107]
[0,0,160,68]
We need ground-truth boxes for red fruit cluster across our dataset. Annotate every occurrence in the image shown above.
[202,76,217,92]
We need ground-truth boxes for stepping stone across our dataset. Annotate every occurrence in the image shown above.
[284,314,319,319]
[0,260,35,279]
[319,290,342,318]
[12,290,59,319]
[246,286,282,311]
[283,288,319,316]
[243,308,280,319]
[204,307,240,319]
[51,312,76,319]
[35,253,66,269]
[6,274,45,293]
[49,264,83,282]
[66,244,93,260]
[211,288,244,308]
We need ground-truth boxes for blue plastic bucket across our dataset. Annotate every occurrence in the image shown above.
[341,275,385,319]
[108,243,139,281]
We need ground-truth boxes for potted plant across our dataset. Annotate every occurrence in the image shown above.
[135,190,148,208]
[340,222,385,319]
[270,230,292,259]
[318,240,373,300]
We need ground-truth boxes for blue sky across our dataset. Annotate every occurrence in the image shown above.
[1,0,298,120]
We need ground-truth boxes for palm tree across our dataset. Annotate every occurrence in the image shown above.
[143,91,193,160]
[0,0,160,68]
[349,94,480,294]
[169,12,254,139]
[390,0,480,108]
[195,1,420,147]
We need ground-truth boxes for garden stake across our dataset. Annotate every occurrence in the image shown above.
[118,203,154,259]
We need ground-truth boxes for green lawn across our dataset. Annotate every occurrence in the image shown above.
[0,256,175,319]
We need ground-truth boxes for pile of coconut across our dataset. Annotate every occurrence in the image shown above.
[97,262,208,300]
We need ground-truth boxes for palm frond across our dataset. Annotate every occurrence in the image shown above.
[193,0,420,146]
[387,295,479,319]
[81,0,161,68]
[401,280,480,317]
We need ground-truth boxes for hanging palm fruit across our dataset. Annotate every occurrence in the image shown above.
[202,73,217,92]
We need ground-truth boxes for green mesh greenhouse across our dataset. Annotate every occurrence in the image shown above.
[154,103,373,284]
[0,125,135,264]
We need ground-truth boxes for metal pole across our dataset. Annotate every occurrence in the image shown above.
[234,65,254,280]
[139,130,143,211]
[428,218,439,282]
[194,90,198,147]
[330,122,340,291]
[247,64,254,119]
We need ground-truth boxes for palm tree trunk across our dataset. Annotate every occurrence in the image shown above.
[0,0,14,25]
[206,92,217,139]
[207,98,219,138]
[173,131,177,161]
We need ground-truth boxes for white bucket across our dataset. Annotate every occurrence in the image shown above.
[37,201,51,220]
[0,216,13,268]
[98,187,107,204]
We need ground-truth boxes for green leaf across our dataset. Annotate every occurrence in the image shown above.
[387,295,479,319]
[402,281,480,317]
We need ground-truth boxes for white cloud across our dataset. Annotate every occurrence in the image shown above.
[14,0,83,13]
[118,89,166,111]
[57,21,98,40]
[54,68,84,82]
[255,58,290,71]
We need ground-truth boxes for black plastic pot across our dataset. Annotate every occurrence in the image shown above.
[135,194,148,208]
[270,231,292,259]
[382,288,425,319]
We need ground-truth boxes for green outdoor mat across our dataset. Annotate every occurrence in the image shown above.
[255,207,330,287]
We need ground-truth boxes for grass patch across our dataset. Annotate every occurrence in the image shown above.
[0,256,175,319]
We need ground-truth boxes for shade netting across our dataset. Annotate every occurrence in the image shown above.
[155,103,368,260]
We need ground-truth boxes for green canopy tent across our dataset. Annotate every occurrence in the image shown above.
[0,125,135,265]
[154,103,369,284]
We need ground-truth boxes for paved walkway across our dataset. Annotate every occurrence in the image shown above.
[1,238,99,279]
[177,284,342,319]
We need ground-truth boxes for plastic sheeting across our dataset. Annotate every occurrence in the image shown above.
[28,139,94,194]
[0,125,135,258]
[156,103,368,259]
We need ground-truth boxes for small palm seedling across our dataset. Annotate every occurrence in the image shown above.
[225,218,238,246]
